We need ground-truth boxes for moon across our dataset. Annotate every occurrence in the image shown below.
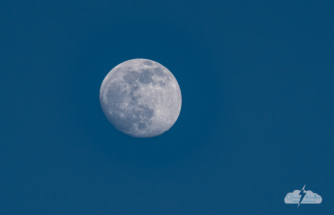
[99,59,182,138]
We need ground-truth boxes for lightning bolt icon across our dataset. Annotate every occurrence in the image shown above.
[297,184,306,208]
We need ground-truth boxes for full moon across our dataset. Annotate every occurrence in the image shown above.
[99,59,182,138]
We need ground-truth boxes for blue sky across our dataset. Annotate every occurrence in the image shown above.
[1,0,333,214]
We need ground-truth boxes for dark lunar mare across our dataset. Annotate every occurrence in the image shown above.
[138,69,154,84]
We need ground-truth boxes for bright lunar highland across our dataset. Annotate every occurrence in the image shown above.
[99,59,182,138]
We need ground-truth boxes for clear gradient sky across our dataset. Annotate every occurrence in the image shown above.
[1,0,333,214]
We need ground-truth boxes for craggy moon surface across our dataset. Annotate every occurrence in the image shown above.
[99,59,182,138]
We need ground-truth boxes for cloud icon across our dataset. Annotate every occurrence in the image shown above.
[284,189,322,204]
